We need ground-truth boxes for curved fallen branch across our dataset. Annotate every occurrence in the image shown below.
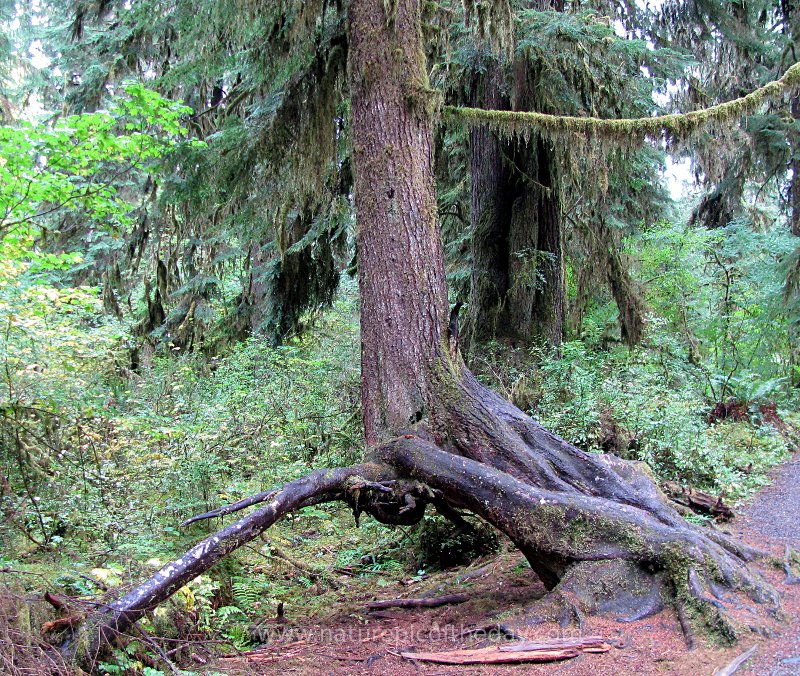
[63,464,394,668]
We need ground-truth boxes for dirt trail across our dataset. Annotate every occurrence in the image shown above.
[734,454,800,675]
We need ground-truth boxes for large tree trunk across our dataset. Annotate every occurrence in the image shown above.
[349,0,450,443]
[62,0,775,667]
[791,93,799,237]
[348,0,770,624]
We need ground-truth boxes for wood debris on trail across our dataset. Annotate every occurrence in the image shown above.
[399,636,613,665]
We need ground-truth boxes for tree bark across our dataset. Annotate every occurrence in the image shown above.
[791,93,799,237]
[467,124,565,347]
[466,58,514,345]
[349,0,450,443]
[526,137,564,346]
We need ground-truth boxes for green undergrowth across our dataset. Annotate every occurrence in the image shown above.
[1,221,798,672]
[474,336,795,499]
[0,283,507,673]
[472,217,799,498]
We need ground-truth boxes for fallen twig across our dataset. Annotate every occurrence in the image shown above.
[316,652,380,662]
[180,488,279,527]
[783,546,800,585]
[41,615,83,634]
[132,625,181,675]
[43,591,66,611]
[219,639,307,659]
[676,600,695,650]
[713,644,758,676]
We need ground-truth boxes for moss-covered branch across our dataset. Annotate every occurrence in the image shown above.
[443,62,800,141]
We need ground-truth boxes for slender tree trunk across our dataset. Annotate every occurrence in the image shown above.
[597,220,646,346]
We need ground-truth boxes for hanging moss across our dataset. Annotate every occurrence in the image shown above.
[443,61,800,143]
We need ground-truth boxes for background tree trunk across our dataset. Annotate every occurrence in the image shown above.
[465,0,565,349]
[466,58,513,345]
[525,138,564,346]
[791,93,799,237]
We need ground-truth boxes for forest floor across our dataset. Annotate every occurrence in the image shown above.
[206,453,800,676]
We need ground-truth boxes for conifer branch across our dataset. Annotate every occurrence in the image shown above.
[443,62,800,140]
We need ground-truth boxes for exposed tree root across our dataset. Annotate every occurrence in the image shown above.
[55,373,779,671]
[60,464,397,668]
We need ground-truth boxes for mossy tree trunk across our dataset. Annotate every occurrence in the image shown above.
[523,137,564,346]
[465,2,565,349]
[784,0,799,236]
[791,92,799,237]
[466,119,565,349]
[64,0,776,667]
[465,57,514,346]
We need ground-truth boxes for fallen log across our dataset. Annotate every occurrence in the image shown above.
[366,593,469,610]
[401,646,579,664]
[662,481,734,520]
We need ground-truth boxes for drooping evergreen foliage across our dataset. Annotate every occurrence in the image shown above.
[8,0,354,353]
